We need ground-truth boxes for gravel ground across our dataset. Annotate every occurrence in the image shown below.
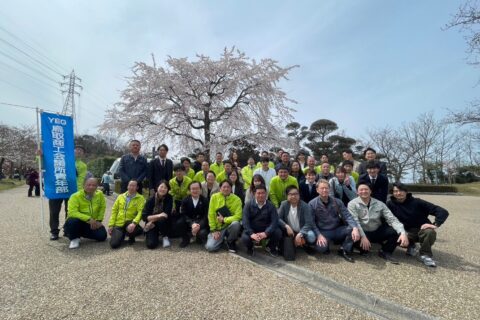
[290,194,480,320]
[0,186,374,320]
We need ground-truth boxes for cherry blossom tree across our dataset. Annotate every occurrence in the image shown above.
[101,47,298,159]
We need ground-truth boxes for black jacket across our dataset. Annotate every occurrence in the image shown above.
[242,200,278,236]
[148,158,173,191]
[192,161,202,173]
[277,200,314,236]
[299,181,318,204]
[180,195,209,228]
[358,173,389,203]
[358,161,388,176]
[119,154,148,183]
[386,193,449,230]
[142,194,173,222]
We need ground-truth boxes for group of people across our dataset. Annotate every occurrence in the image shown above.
[51,140,450,268]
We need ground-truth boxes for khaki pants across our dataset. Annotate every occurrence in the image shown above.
[406,228,437,257]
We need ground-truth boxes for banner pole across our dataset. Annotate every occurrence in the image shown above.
[36,107,45,232]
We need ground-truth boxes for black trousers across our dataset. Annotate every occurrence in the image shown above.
[145,215,188,249]
[187,221,209,244]
[103,183,110,196]
[109,221,143,249]
[64,218,107,242]
[361,224,399,254]
[49,198,68,235]
[241,227,282,250]
[28,183,40,197]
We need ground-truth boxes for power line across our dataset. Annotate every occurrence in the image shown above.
[0,49,61,84]
[0,101,57,113]
[0,79,60,108]
[0,24,69,75]
[0,60,63,93]
[0,36,64,77]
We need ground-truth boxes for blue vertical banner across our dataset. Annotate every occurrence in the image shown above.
[41,112,77,199]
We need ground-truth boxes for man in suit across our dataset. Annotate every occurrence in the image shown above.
[180,181,209,246]
[299,169,318,203]
[148,144,173,196]
[357,147,387,176]
[358,161,389,203]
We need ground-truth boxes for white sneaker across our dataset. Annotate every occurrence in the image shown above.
[418,255,437,267]
[162,237,171,248]
[69,238,80,249]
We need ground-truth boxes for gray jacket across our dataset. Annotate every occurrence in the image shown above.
[309,196,358,237]
[348,197,405,237]
[277,200,314,236]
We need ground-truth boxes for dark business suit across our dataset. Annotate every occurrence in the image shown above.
[149,157,174,192]
[358,173,389,203]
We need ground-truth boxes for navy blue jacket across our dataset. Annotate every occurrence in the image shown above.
[358,173,389,203]
[242,200,278,236]
[299,181,318,204]
[119,154,148,183]
[309,196,358,236]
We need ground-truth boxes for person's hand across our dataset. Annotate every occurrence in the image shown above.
[158,212,168,220]
[108,227,113,235]
[217,214,224,224]
[144,221,154,232]
[259,232,267,240]
[294,233,305,247]
[191,223,200,236]
[397,233,409,247]
[250,233,261,242]
[360,236,371,251]
[345,178,351,186]
[213,231,221,241]
[351,227,360,242]
[316,234,328,247]
[126,223,136,234]
[285,225,294,237]
[420,223,437,230]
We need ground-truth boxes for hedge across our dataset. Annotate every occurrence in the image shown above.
[87,157,117,178]
[402,184,458,193]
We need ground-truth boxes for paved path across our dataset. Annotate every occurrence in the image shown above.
[1,187,478,319]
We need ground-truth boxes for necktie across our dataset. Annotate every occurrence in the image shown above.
[372,178,376,185]
[161,159,165,167]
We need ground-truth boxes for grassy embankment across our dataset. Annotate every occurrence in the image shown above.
[453,181,480,196]
[0,179,25,192]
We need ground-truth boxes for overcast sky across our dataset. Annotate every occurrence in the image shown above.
[0,0,477,143]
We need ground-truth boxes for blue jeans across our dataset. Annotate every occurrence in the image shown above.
[205,221,241,252]
[314,225,353,253]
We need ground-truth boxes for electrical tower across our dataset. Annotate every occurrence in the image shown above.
[61,69,82,134]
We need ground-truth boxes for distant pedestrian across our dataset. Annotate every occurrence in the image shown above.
[27,168,40,197]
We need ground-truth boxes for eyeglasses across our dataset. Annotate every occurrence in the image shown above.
[287,192,299,196]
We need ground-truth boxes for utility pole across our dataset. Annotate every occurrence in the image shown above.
[61,69,82,135]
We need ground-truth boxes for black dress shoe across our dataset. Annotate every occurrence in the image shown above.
[128,237,136,245]
[337,249,355,263]
[50,234,59,241]
[179,237,190,248]
[247,247,254,256]
[378,250,400,264]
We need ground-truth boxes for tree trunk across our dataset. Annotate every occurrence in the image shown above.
[204,110,211,161]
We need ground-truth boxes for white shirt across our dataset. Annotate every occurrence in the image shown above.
[288,205,300,233]
[253,167,276,191]
[192,196,199,208]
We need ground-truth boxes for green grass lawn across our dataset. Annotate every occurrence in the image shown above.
[0,179,25,192]
[453,181,480,196]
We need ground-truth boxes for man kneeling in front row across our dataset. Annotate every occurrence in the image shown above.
[241,185,281,257]
[348,182,409,264]
[64,178,107,249]
[387,182,449,267]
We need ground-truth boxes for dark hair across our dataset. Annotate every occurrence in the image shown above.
[277,165,290,173]
[223,160,233,166]
[290,160,304,178]
[363,147,376,156]
[157,144,168,151]
[128,179,138,185]
[335,166,346,174]
[228,169,242,188]
[173,163,185,172]
[188,181,202,190]
[249,174,266,194]
[342,160,354,167]
[130,139,141,145]
[343,149,353,154]
[197,151,205,157]
[219,179,232,188]
[286,185,299,195]
[305,169,317,176]
[216,152,222,156]
[365,160,380,169]
[207,170,216,178]
[180,157,191,164]
[392,182,408,192]
[261,156,270,163]
[157,180,171,192]
[254,184,267,193]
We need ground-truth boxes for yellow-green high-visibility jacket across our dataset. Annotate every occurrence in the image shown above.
[169,176,192,202]
[67,189,106,222]
[208,192,242,232]
[269,175,299,208]
[108,192,146,227]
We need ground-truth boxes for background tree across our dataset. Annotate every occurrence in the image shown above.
[305,119,338,158]
[74,134,126,160]
[0,124,37,177]
[101,47,298,160]
[285,122,308,151]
